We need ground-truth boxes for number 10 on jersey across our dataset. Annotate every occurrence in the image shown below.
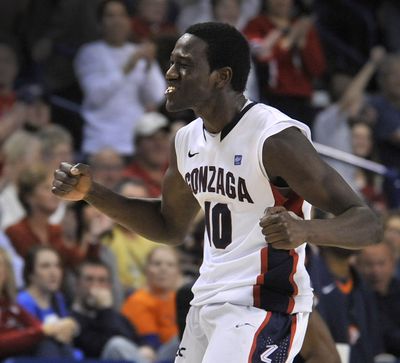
[204,201,232,249]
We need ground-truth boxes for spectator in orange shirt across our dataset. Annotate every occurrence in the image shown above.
[122,246,181,363]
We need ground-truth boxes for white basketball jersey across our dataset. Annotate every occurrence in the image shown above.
[175,102,313,314]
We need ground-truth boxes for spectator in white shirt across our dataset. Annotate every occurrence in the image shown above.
[74,0,166,158]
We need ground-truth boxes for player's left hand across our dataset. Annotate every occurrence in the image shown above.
[259,206,307,249]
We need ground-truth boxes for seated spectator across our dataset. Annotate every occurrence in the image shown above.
[0,247,43,360]
[243,0,326,126]
[88,147,126,190]
[357,241,400,358]
[71,259,153,363]
[0,130,42,229]
[102,178,161,295]
[17,246,80,358]
[306,243,384,363]
[5,163,98,269]
[37,124,75,225]
[16,83,51,132]
[74,0,166,157]
[122,246,181,363]
[123,112,170,197]
[350,121,387,212]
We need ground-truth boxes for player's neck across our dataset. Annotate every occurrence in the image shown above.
[199,93,247,134]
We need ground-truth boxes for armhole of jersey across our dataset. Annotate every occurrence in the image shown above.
[174,129,183,176]
[257,120,312,181]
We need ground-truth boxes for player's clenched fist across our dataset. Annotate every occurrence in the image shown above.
[259,206,307,249]
[52,162,93,201]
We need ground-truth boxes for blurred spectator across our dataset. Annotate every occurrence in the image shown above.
[5,164,98,269]
[124,112,170,197]
[122,246,181,363]
[80,202,124,309]
[0,130,42,229]
[71,259,153,362]
[17,246,81,359]
[0,246,44,360]
[74,0,166,157]
[357,241,400,358]
[369,54,400,170]
[313,46,385,193]
[88,147,126,190]
[131,0,179,42]
[243,0,326,126]
[37,123,74,174]
[102,178,161,295]
[16,83,51,131]
[351,121,387,212]
[307,245,383,363]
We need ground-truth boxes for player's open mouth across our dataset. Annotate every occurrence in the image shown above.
[165,86,176,95]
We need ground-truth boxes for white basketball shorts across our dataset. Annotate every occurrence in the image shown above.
[175,302,309,363]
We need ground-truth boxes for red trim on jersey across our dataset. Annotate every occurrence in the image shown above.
[247,311,272,363]
[270,183,304,218]
[287,249,299,313]
[253,246,268,307]
[271,183,302,313]
[287,315,298,358]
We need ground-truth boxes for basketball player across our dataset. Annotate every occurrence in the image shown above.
[52,22,381,363]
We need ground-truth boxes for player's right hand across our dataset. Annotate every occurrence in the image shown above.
[52,162,92,201]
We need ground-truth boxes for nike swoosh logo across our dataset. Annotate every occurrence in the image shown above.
[188,151,199,158]
[235,323,254,328]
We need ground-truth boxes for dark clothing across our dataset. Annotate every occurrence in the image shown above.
[375,278,400,357]
[306,251,383,363]
[71,307,140,358]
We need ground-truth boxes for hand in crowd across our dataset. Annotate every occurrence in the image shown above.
[86,286,113,309]
[43,317,79,344]
[124,41,157,74]
[138,345,157,362]
[281,16,313,50]
[369,45,386,67]
[259,206,306,249]
[52,162,93,201]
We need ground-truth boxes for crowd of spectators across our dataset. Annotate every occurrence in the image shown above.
[1,0,400,362]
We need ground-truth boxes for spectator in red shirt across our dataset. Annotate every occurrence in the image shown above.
[243,0,326,126]
[5,163,98,268]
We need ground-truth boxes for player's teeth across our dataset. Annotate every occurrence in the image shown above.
[165,86,176,94]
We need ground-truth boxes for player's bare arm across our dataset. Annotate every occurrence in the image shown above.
[52,137,200,245]
[260,127,382,249]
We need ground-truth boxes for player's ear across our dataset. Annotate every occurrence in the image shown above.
[211,67,232,89]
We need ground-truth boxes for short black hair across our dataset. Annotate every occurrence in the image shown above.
[97,0,129,22]
[185,22,250,92]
